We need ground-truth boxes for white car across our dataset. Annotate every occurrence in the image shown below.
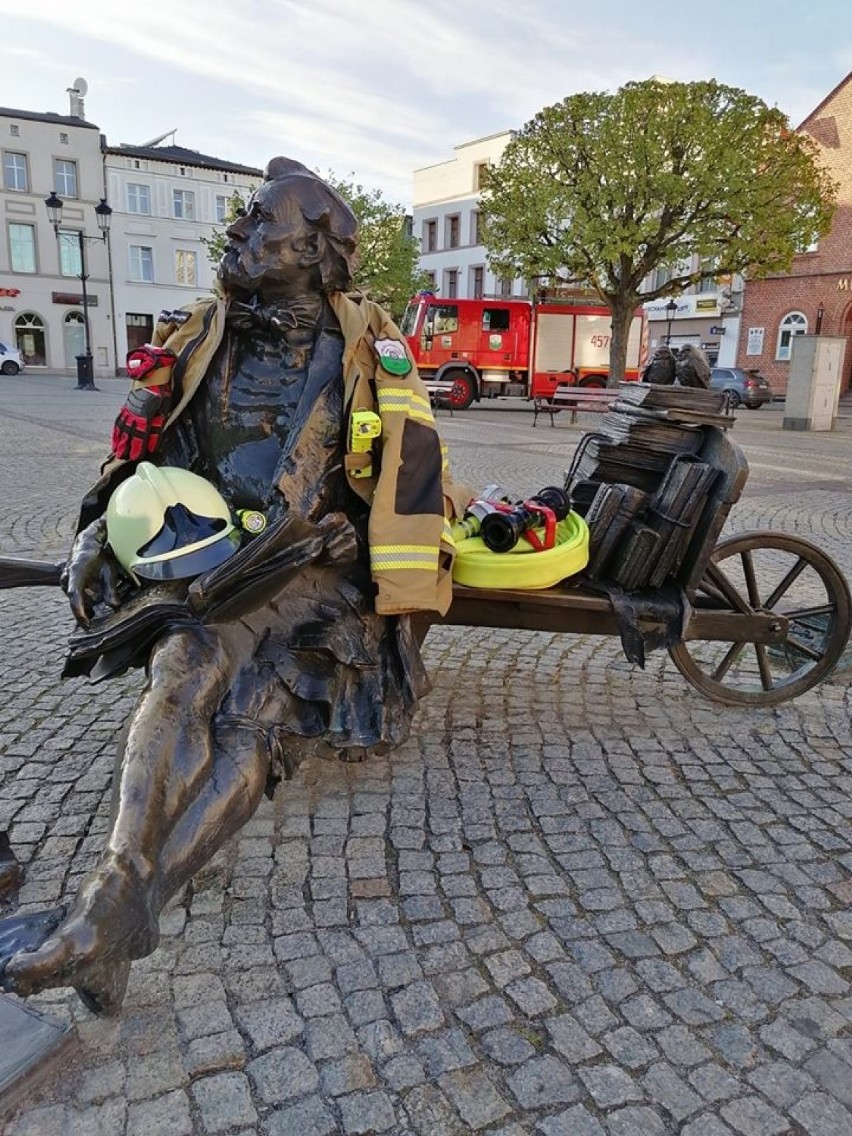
[0,342,24,375]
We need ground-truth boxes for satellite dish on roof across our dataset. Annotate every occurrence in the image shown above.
[72,77,88,96]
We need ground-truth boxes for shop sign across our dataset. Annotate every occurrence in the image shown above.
[838,279,851,290]
[0,287,21,297]
[645,294,721,319]
[52,292,98,306]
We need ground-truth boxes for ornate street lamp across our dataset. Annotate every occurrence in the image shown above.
[665,298,678,346]
[44,191,112,389]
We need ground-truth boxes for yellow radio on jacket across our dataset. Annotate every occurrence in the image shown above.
[350,409,382,478]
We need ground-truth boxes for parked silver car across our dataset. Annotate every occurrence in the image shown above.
[0,342,24,375]
[709,366,772,410]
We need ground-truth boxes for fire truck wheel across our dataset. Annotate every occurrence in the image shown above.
[578,376,606,390]
[448,372,476,410]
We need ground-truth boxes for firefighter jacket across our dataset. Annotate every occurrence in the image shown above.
[91,292,461,617]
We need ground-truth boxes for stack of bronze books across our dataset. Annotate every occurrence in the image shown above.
[566,384,727,591]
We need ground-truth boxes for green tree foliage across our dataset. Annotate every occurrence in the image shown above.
[200,189,251,268]
[481,78,838,384]
[202,178,428,321]
[322,173,430,320]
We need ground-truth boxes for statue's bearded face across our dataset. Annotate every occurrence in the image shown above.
[218,181,319,301]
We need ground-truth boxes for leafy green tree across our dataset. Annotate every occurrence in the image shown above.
[200,189,252,269]
[202,178,428,321]
[481,78,837,385]
[322,173,431,320]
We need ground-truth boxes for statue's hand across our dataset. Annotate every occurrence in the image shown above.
[317,512,359,564]
[61,518,122,628]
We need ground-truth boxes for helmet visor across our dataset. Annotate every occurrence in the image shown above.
[134,503,242,581]
[138,503,229,558]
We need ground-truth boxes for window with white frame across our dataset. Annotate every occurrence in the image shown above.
[58,231,83,277]
[471,266,484,299]
[127,183,151,214]
[175,249,198,287]
[444,269,458,299]
[423,219,437,253]
[59,132,69,144]
[173,189,196,220]
[53,158,78,198]
[3,151,28,191]
[471,211,481,246]
[129,245,154,283]
[8,223,36,272]
[776,312,807,361]
[215,195,229,223]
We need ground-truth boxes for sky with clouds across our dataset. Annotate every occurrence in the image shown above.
[1,0,851,205]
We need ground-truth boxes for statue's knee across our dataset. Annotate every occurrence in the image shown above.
[148,628,231,711]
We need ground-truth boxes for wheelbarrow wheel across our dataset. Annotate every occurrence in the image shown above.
[669,531,851,706]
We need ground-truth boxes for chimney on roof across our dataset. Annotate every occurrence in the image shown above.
[68,77,88,120]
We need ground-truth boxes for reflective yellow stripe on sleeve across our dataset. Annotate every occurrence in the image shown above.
[371,544,439,572]
[376,388,435,424]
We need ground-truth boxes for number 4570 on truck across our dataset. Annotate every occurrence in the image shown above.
[400,291,648,410]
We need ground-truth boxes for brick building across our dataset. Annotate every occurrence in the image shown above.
[738,72,852,395]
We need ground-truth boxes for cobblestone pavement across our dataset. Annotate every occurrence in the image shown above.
[1,376,851,1136]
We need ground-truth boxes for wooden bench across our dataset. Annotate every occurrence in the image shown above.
[532,385,613,427]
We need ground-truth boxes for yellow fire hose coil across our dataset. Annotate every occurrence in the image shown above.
[452,512,590,590]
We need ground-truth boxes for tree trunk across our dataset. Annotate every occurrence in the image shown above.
[606,300,635,388]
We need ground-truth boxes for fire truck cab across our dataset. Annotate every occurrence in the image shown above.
[400,292,646,410]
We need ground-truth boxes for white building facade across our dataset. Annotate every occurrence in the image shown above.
[0,104,113,375]
[2,87,263,378]
[104,143,261,362]
[413,132,525,300]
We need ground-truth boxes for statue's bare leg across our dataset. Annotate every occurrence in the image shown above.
[3,623,267,1010]
[157,719,271,899]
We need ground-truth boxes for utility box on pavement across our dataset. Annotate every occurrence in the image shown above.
[783,335,846,431]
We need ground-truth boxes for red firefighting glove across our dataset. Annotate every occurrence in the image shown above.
[112,346,176,461]
[126,344,176,382]
[112,384,172,461]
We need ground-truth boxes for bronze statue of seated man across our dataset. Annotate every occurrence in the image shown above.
[0,158,458,1014]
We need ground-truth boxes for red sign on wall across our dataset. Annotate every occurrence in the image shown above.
[51,292,98,306]
[0,287,21,298]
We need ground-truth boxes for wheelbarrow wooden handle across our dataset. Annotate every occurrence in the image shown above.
[0,556,65,590]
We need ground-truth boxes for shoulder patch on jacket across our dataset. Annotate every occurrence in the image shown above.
[374,337,412,376]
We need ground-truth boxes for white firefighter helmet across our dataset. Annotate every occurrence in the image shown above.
[106,462,241,582]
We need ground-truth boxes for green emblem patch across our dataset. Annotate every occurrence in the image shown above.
[375,337,412,376]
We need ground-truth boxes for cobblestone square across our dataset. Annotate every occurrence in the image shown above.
[1,378,851,1134]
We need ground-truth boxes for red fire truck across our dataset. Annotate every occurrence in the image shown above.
[400,292,647,410]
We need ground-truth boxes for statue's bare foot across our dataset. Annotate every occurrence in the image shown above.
[1,856,159,1015]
